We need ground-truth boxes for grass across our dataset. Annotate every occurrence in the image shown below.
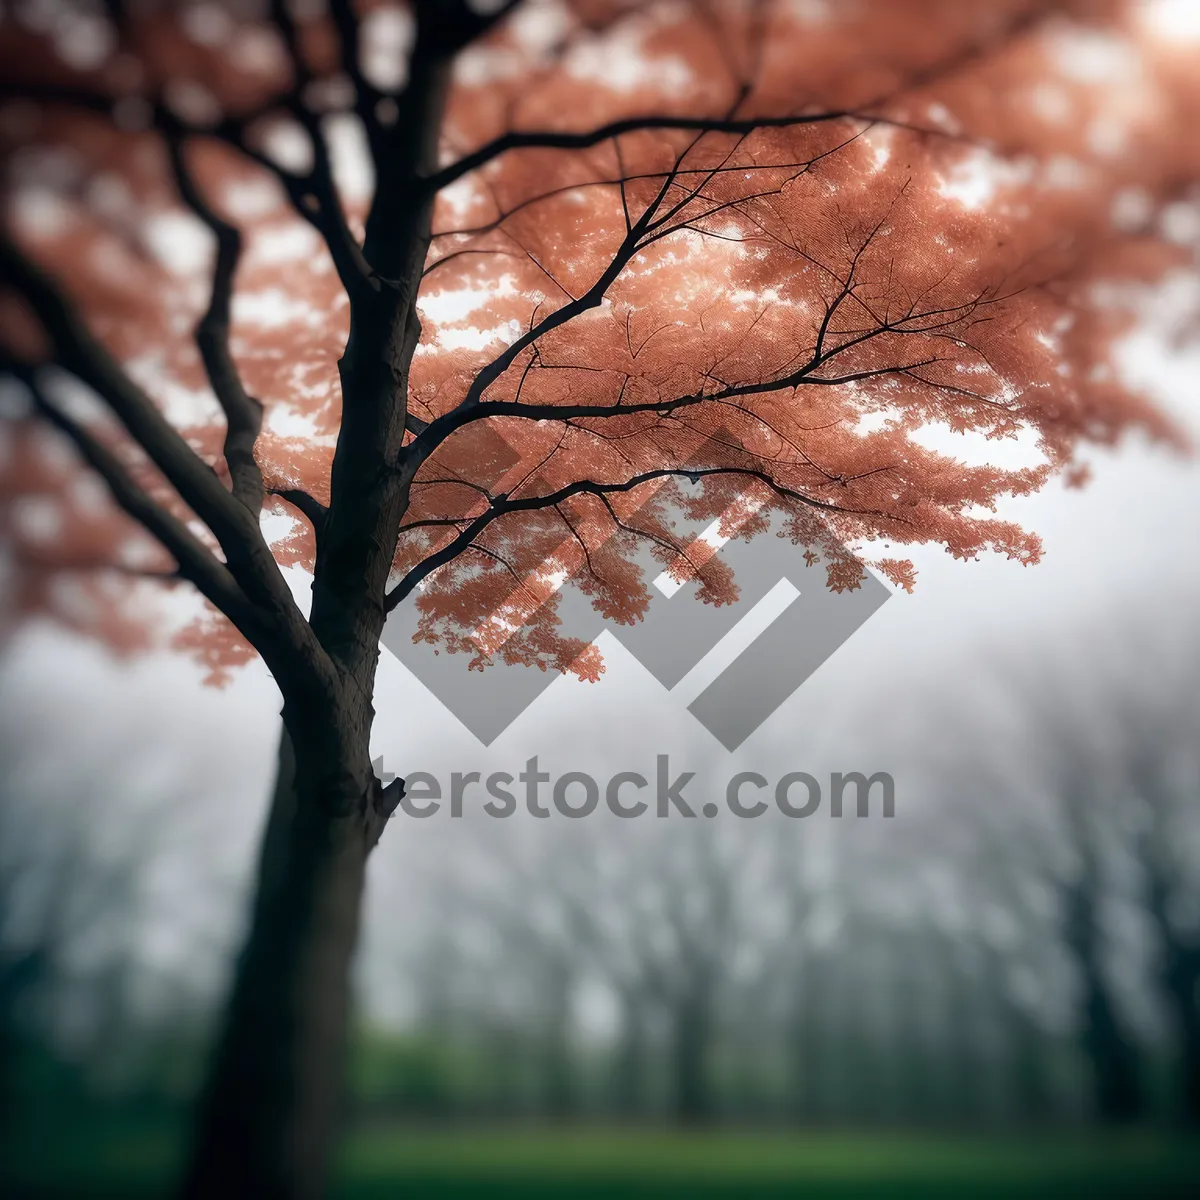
[3,1122,1198,1198]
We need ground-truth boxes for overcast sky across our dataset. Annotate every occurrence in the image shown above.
[4,264,1196,785]
[2,1,1199,1018]
[1,303,1196,933]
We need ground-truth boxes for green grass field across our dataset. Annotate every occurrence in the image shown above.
[4,1125,1198,1198]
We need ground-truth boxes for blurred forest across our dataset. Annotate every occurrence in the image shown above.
[1,610,1198,1195]
[1,0,1198,1194]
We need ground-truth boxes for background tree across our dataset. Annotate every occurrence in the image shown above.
[1119,675,1200,1127]
[0,711,237,1135]
[2,1,1198,1195]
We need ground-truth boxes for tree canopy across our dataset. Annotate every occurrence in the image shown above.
[1,0,1196,687]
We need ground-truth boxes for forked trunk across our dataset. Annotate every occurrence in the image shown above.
[179,727,382,1200]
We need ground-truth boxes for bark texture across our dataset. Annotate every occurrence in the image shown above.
[180,728,393,1200]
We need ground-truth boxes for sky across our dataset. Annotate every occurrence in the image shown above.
[1,0,1199,1016]
[4,253,1196,785]
[1,300,1195,967]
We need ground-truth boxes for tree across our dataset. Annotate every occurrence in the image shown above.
[1,1,1197,1194]
[0,715,224,1132]
[917,613,1200,1126]
[925,655,1147,1125]
[432,814,746,1122]
[1099,636,1200,1127]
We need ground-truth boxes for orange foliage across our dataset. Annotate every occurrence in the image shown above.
[1,1,1196,680]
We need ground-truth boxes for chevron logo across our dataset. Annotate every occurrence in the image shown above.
[381,428,891,749]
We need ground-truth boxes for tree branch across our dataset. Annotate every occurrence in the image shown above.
[1,232,330,687]
[0,76,375,303]
[14,367,260,634]
[163,128,265,513]
[386,464,885,612]
[423,109,881,193]
[269,487,329,541]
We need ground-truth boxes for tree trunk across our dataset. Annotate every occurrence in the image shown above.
[180,725,384,1200]
[1062,874,1142,1125]
[1004,999,1052,1124]
[610,988,646,1118]
[786,963,821,1122]
[1061,797,1142,1126]
[1160,955,1200,1127]
[671,989,712,1124]
[1180,1001,1200,1128]
[1142,836,1200,1127]
[540,959,575,1120]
